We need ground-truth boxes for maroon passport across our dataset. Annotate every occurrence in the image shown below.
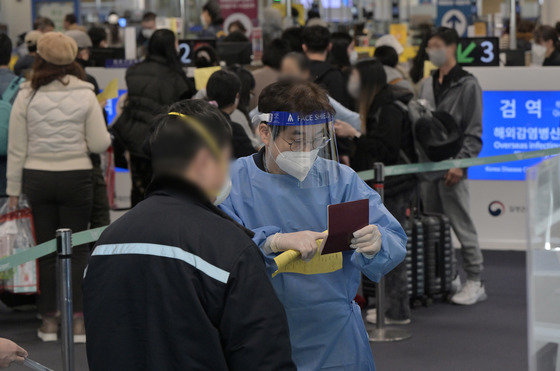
[321,199,369,255]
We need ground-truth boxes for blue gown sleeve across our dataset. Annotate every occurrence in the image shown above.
[219,196,281,274]
[329,96,362,131]
[345,171,407,282]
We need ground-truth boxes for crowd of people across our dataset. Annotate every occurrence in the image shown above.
[1,4,560,369]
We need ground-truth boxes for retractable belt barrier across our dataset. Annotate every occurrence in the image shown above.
[357,146,560,179]
[0,147,558,364]
[0,226,106,273]
[1,146,560,273]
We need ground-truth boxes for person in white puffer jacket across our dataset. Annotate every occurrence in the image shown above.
[6,32,111,343]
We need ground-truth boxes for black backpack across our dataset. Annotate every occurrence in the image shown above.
[394,99,463,162]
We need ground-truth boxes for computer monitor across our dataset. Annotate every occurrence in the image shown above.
[90,48,125,67]
[503,49,526,66]
[216,41,253,66]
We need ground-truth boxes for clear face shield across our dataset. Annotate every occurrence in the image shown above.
[253,111,341,188]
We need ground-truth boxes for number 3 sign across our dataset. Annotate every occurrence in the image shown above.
[457,37,499,67]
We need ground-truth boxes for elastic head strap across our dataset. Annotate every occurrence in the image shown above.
[168,112,222,159]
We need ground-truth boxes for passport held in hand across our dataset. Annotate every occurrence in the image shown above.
[321,199,369,255]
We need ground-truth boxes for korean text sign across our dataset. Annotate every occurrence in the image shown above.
[469,91,560,180]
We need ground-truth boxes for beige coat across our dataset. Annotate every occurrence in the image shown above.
[7,75,111,196]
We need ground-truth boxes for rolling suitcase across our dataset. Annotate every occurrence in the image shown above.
[403,217,426,306]
[424,212,454,297]
[421,214,442,299]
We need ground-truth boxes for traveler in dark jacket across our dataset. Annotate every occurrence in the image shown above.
[207,70,256,158]
[199,1,224,38]
[302,25,352,109]
[84,99,295,371]
[335,59,415,324]
[112,29,195,206]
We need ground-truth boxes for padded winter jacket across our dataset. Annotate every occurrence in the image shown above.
[7,75,111,196]
[84,176,296,371]
[111,55,194,158]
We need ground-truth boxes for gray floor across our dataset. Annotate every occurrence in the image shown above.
[371,250,527,371]
[1,250,526,370]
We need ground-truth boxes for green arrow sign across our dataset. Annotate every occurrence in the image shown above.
[457,41,476,63]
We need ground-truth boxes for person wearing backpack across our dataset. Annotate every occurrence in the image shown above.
[418,27,485,306]
[373,45,415,94]
[0,34,24,196]
[334,59,416,324]
[302,25,353,109]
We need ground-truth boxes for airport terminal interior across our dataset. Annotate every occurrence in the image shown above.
[0,0,560,370]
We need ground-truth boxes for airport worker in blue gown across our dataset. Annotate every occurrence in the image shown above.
[219,78,407,370]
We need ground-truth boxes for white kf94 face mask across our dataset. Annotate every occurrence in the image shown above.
[274,145,320,182]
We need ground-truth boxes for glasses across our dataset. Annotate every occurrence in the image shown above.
[280,135,331,152]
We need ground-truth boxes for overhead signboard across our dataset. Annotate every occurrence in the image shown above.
[457,37,499,66]
[436,0,472,37]
[469,91,560,181]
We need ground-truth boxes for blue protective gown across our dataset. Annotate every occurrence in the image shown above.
[220,155,407,371]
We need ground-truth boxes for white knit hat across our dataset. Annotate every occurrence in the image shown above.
[375,34,404,55]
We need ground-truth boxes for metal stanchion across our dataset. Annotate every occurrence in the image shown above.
[368,163,411,342]
[56,229,74,371]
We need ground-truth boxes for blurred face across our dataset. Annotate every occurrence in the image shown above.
[542,39,555,56]
[40,25,54,33]
[142,19,156,30]
[190,144,231,202]
[427,36,456,67]
[201,10,212,26]
[281,57,310,80]
[347,68,361,99]
[78,48,90,61]
[346,40,356,56]
[229,24,240,33]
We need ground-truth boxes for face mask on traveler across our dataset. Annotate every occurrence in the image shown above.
[428,48,448,68]
[214,175,232,205]
[531,43,547,65]
[349,50,358,65]
[347,79,361,99]
[142,28,155,39]
[274,144,320,182]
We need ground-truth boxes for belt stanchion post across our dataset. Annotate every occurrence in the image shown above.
[57,229,74,371]
[368,163,411,342]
